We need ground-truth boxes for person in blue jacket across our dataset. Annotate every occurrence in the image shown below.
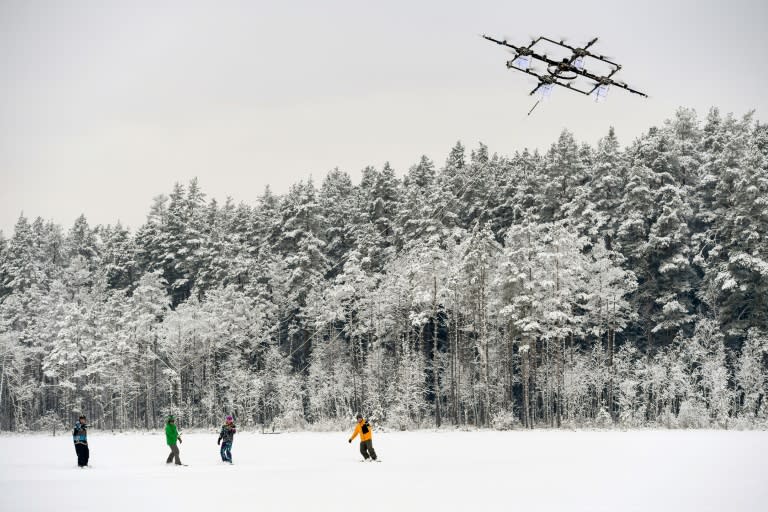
[73,415,89,468]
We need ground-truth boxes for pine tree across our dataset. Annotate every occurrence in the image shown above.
[100,222,138,290]
[65,214,99,264]
[568,127,625,244]
[319,168,357,277]
[540,130,588,222]
[398,155,457,248]
[707,114,768,338]
[274,180,330,367]
[371,162,401,242]
[1,216,44,295]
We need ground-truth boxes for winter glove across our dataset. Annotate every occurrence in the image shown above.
[217,438,221,445]
[178,437,182,444]
[348,439,352,443]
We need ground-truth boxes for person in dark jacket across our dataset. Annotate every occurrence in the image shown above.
[73,415,89,468]
[165,415,183,465]
[217,415,236,464]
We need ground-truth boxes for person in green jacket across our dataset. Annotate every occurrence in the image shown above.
[165,415,183,465]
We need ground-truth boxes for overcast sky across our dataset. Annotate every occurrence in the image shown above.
[1,0,766,236]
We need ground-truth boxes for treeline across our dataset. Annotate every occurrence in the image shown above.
[0,107,766,432]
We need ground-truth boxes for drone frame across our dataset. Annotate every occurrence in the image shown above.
[482,34,648,99]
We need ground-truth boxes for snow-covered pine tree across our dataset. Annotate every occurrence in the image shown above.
[273,179,330,369]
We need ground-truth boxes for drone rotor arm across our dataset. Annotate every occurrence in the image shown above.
[587,82,601,95]
[482,35,522,53]
[572,68,604,82]
[526,36,544,49]
[525,51,562,68]
[529,83,544,96]
[551,78,591,95]
[599,76,648,97]
[514,68,549,96]
[591,54,622,70]
[584,37,599,50]
[620,84,649,98]
[594,77,648,98]
[540,36,576,52]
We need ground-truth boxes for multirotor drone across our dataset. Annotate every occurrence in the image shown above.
[482,35,648,114]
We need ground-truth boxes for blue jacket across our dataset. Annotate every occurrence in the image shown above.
[73,423,88,445]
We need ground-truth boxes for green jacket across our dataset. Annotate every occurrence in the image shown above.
[165,422,180,445]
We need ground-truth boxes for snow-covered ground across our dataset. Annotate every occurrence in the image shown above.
[1,429,766,512]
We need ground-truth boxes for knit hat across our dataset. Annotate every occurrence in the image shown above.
[167,415,175,422]
[226,415,233,422]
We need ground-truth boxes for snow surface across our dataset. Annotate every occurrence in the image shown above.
[1,430,767,512]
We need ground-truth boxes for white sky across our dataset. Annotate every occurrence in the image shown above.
[1,0,766,236]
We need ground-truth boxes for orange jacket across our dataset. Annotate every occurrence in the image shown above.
[349,419,373,442]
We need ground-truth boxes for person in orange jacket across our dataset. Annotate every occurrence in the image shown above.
[348,413,378,461]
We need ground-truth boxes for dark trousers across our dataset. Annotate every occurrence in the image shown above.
[166,443,182,465]
[220,441,232,462]
[75,443,89,467]
[359,440,377,460]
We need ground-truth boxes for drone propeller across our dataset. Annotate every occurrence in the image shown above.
[584,37,599,50]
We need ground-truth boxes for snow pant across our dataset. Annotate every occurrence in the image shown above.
[359,440,377,460]
[74,443,89,467]
[220,441,232,462]
[166,443,182,465]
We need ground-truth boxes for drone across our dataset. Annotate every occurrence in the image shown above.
[482,35,648,114]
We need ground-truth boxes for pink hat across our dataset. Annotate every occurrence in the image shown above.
[226,415,233,422]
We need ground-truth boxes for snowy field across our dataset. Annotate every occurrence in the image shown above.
[1,430,766,512]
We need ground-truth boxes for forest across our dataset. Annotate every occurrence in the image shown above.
[0,107,766,432]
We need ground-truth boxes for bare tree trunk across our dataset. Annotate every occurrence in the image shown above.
[153,333,158,427]
[433,275,441,428]
[448,312,456,426]
[481,272,490,427]
[522,345,531,429]
[530,339,538,426]
[607,328,615,422]
[454,310,461,425]
[358,327,366,410]
[556,337,563,428]
[0,347,7,423]
[210,341,216,428]
[507,325,514,411]
[544,338,551,427]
